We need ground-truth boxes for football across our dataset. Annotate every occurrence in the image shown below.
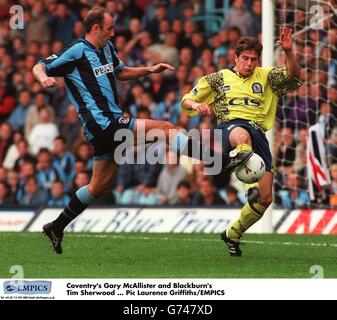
[235,153,265,184]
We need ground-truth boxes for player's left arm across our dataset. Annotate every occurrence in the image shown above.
[116,63,175,81]
[277,26,299,78]
[267,26,302,97]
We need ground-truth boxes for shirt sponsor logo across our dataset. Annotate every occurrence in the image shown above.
[228,97,261,107]
[252,82,263,94]
[94,63,114,77]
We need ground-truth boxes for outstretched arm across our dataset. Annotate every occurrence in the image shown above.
[116,63,175,81]
[277,26,299,78]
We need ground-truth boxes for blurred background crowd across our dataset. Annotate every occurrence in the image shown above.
[0,0,336,209]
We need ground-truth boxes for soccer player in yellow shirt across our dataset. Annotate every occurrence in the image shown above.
[182,27,301,256]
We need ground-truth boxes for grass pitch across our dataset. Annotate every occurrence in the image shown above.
[1,232,337,278]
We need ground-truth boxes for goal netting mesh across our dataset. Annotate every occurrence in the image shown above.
[273,0,337,209]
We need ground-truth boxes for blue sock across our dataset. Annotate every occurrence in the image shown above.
[54,186,95,231]
[170,132,189,154]
[76,186,96,205]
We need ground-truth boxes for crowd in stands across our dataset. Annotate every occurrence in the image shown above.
[0,0,336,208]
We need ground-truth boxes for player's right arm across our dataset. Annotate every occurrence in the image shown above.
[181,76,214,117]
[182,99,213,117]
[32,64,58,88]
[33,42,83,88]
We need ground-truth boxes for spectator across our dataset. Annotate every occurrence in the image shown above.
[28,107,59,155]
[0,181,10,205]
[47,3,77,46]
[277,172,310,209]
[172,180,192,205]
[58,104,81,150]
[24,91,55,139]
[0,122,12,163]
[6,169,19,205]
[223,0,253,37]
[7,89,32,132]
[13,139,36,172]
[17,176,48,207]
[52,136,75,191]
[2,131,23,170]
[156,151,187,204]
[36,148,63,193]
[27,1,51,43]
[192,177,225,206]
[154,89,180,124]
[48,180,70,207]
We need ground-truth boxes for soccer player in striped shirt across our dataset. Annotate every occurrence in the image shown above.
[33,7,178,254]
[182,27,301,256]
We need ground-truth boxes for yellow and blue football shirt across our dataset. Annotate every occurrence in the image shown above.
[182,67,301,132]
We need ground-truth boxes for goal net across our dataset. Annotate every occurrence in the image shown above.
[273,0,337,209]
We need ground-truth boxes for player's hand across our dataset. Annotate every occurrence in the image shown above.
[40,77,58,88]
[192,103,213,117]
[149,63,175,73]
[277,26,293,52]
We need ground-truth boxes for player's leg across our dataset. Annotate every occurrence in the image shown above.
[43,159,118,254]
[133,118,216,163]
[226,126,253,172]
[227,171,273,238]
[133,118,176,145]
[221,122,272,256]
[133,118,196,157]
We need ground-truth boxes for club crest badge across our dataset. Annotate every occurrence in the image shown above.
[252,82,263,94]
[118,117,130,124]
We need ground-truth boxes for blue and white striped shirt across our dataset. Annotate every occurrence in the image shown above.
[39,39,125,141]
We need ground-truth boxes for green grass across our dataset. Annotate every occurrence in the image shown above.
[1,232,337,278]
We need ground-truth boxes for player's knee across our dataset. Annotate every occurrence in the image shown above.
[88,182,110,198]
[162,121,175,135]
[239,134,252,146]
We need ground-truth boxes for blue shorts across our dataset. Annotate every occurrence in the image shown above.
[90,116,136,161]
[216,119,273,172]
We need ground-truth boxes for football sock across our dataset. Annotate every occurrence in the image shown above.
[53,186,96,232]
[170,132,189,154]
[227,201,267,241]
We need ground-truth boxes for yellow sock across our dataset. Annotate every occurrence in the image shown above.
[227,202,267,241]
[235,143,252,153]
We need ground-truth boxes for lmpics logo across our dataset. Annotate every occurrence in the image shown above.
[3,281,52,295]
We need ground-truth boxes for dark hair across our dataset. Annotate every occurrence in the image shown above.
[177,181,191,189]
[235,37,263,57]
[84,7,109,33]
[55,135,67,144]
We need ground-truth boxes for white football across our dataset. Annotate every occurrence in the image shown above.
[235,153,265,184]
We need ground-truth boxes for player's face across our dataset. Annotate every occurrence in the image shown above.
[235,50,260,77]
[97,14,115,48]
